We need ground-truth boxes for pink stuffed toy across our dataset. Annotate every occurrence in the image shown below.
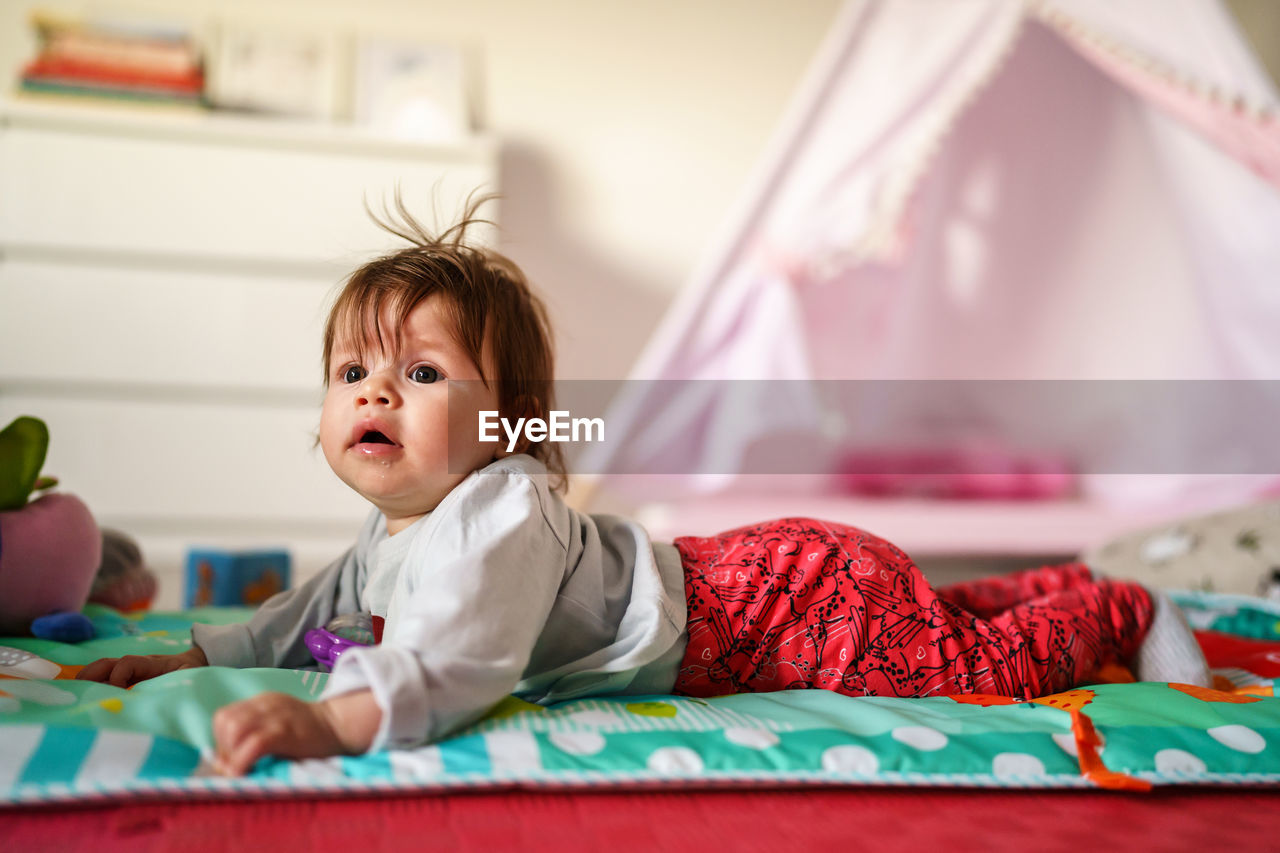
[0,416,101,636]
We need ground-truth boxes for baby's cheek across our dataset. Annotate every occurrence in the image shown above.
[444,410,489,468]
[317,405,348,465]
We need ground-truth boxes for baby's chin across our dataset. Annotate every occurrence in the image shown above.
[334,466,467,524]
[382,511,431,536]
[361,492,451,531]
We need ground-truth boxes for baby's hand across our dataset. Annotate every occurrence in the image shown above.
[211,692,355,776]
[76,646,208,687]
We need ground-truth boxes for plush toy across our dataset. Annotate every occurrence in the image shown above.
[92,527,158,613]
[0,415,101,638]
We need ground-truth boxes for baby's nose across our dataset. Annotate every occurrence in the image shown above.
[356,374,398,406]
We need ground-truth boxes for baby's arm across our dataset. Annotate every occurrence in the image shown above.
[77,645,208,687]
[194,513,380,669]
[212,469,566,773]
[211,688,381,775]
[329,471,568,749]
[80,510,379,687]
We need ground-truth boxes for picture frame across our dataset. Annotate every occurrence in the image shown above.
[206,23,344,120]
[353,37,471,141]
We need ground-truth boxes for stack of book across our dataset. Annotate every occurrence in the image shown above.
[19,12,204,108]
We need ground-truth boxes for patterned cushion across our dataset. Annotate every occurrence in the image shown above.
[1081,500,1280,595]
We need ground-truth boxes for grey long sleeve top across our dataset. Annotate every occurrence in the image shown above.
[191,455,688,749]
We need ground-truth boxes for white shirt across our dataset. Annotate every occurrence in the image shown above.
[192,455,688,750]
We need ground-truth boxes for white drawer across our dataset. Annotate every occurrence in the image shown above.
[0,394,366,524]
[0,258,335,392]
[0,104,497,265]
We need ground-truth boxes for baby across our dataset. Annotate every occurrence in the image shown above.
[79,198,1212,775]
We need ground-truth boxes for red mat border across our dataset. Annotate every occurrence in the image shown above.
[5,787,1279,852]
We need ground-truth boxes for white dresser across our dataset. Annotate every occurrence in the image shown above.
[0,99,499,607]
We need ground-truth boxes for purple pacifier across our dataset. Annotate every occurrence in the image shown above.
[305,612,377,670]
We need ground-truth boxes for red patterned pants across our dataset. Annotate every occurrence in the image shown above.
[672,518,1153,700]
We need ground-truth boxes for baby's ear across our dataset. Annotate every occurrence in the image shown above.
[494,394,543,458]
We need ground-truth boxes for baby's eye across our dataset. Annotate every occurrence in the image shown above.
[341,365,367,384]
[410,365,441,384]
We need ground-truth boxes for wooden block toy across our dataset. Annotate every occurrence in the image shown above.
[184,549,290,608]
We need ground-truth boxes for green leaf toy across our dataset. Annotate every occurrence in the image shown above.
[0,416,59,511]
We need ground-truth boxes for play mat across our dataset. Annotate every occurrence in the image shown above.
[1,591,1277,805]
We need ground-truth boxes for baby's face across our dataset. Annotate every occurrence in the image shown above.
[319,294,502,534]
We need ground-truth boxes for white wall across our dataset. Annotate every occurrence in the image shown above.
[0,0,844,380]
[2,0,1275,376]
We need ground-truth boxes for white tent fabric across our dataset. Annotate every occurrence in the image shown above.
[587,0,1280,509]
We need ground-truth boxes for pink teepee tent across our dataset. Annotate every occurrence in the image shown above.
[585,0,1280,528]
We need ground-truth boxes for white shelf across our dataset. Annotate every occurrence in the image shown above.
[0,96,498,162]
[633,496,1186,557]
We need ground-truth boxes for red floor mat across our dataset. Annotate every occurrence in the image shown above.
[4,788,1277,852]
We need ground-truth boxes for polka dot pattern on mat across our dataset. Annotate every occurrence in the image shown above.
[821,745,880,775]
[891,726,948,751]
[993,752,1046,778]
[549,730,606,756]
[1207,724,1266,754]
[724,727,780,750]
[486,731,542,773]
[647,747,704,774]
[1154,748,1208,775]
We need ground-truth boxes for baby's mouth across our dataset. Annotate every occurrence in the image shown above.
[351,422,401,450]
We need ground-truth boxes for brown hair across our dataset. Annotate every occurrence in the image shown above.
[322,192,566,490]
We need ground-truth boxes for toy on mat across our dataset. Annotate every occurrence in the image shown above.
[185,549,290,608]
[305,612,382,670]
[91,528,158,612]
[0,645,61,680]
[30,612,95,643]
[0,415,101,639]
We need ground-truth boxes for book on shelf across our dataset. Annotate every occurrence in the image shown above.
[19,78,204,107]
[24,58,203,94]
[19,10,206,108]
[38,29,199,76]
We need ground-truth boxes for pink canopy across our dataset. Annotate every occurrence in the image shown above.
[587,0,1280,511]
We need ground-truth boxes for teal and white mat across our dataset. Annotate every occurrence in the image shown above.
[1,594,1278,805]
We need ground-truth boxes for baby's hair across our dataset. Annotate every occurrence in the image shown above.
[323,191,567,490]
